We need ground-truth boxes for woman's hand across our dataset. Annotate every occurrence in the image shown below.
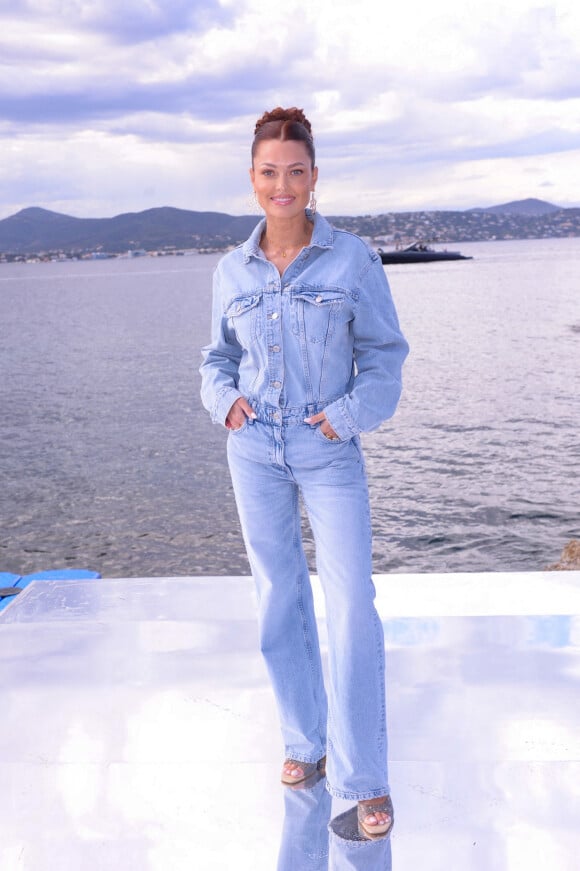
[304,411,339,441]
[226,397,257,430]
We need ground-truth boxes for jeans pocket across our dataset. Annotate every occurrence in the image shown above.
[229,418,250,435]
[313,425,347,444]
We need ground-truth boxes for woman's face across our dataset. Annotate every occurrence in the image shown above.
[250,139,318,221]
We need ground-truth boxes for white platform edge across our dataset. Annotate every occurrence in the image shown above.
[78,570,580,618]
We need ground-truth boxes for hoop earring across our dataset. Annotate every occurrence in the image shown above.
[308,191,317,214]
[248,191,262,214]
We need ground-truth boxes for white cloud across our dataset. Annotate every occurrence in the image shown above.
[0,0,579,217]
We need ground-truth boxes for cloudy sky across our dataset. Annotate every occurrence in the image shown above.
[1,0,579,219]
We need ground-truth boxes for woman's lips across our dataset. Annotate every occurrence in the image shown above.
[271,196,295,205]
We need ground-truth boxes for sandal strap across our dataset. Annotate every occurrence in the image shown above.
[357,794,394,823]
[283,756,325,775]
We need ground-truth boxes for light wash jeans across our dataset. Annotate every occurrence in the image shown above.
[277,773,393,870]
[227,402,389,800]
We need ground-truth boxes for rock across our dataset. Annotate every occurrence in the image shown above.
[546,540,580,571]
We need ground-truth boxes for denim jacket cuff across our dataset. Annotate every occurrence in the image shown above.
[213,386,243,426]
[324,398,360,440]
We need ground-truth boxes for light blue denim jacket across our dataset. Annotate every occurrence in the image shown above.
[200,212,409,441]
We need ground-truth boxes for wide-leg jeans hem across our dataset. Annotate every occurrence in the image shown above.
[283,749,327,764]
[326,784,391,802]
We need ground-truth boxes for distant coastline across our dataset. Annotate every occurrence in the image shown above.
[1,198,579,263]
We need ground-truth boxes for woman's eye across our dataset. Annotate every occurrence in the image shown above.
[291,169,303,175]
[262,170,274,176]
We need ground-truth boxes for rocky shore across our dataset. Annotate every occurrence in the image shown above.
[546,540,580,571]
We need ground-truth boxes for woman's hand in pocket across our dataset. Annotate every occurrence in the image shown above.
[226,397,257,430]
[304,411,339,440]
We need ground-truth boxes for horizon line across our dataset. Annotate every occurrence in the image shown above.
[2,196,577,223]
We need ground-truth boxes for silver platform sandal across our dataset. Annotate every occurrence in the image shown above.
[281,755,327,785]
[357,794,394,839]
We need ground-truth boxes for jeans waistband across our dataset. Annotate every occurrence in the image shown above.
[250,402,327,425]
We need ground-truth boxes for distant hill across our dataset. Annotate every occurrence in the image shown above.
[469,198,561,216]
[0,206,260,254]
[1,199,578,256]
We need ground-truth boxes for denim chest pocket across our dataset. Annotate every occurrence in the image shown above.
[291,288,345,344]
[225,292,263,345]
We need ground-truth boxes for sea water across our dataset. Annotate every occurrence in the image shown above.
[1,238,579,577]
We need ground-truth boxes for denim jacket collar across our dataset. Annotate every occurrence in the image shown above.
[242,211,335,263]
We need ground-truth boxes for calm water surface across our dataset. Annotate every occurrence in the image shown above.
[1,238,579,577]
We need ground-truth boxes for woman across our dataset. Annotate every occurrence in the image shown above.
[200,107,408,837]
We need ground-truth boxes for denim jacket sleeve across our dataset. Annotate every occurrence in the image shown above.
[322,250,409,440]
[199,265,244,425]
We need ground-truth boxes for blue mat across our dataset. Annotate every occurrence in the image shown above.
[16,568,101,590]
[1,570,100,612]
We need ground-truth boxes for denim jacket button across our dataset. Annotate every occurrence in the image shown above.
[272,380,282,388]
[271,345,280,352]
[270,312,279,320]
[315,295,323,303]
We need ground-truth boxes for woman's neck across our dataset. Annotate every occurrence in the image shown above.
[260,215,313,259]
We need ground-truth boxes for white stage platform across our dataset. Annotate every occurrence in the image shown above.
[1,572,579,870]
